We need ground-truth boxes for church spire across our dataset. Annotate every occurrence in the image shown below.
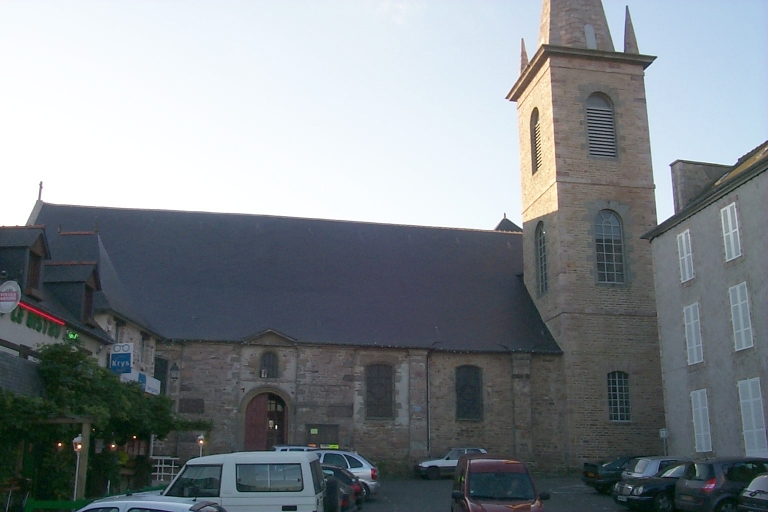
[538,0,614,52]
[623,6,639,54]
[520,38,529,72]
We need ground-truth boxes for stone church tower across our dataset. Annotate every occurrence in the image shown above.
[508,0,665,464]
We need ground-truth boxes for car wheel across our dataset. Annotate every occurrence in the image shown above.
[361,482,370,500]
[653,492,673,512]
[714,500,738,512]
[426,467,441,480]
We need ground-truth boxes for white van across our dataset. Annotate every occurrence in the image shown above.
[163,451,325,512]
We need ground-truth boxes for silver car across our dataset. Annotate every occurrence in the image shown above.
[622,456,685,480]
[313,449,380,497]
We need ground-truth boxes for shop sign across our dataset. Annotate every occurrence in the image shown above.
[110,343,133,373]
[9,303,64,339]
[0,281,22,314]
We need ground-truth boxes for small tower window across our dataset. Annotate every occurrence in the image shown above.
[260,351,278,378]
[535,222,548,294]
[586,93,617,158]
[530,108,542,174]
[595,210,625,284]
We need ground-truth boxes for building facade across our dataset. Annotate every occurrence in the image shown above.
[645,141,768,458]
[17,0,670,472]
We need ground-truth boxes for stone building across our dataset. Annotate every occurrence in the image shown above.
[643,141,768,458]
[22,0,667,471]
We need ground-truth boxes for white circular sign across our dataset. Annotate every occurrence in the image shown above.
[0,280,21,314]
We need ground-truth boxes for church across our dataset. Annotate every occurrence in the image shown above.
[22,0,665,472]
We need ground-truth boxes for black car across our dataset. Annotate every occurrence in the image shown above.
[613,463,686,512]
[739,473,768,511]
[583,455,639,494]
[322,463,366,508]
[675,458,768,512]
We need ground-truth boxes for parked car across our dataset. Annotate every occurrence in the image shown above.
[273,445,318,451]
[78,496,226,512]
[451,453,550,511]
[739,473,768,512]
[323,474,358,512]
[622,456,685,481]
[163,451,325,512]
[322,464,366,509]
[613,462,686,512]
[675,458,768,512]
[313,449,380,497]
[416,447,488,480]
[582,455,639,494]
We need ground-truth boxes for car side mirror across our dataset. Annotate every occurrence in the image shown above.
[539,491,551,501]
[451,490,464,501]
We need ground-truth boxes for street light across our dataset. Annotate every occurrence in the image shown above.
[170,363,180,382]
[72,434,83,500]
[197,434,204,457]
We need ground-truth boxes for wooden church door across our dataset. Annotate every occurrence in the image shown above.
[244,393,286,450]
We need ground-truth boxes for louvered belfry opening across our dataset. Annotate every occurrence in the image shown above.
[531,108,542,173]
[586,93,616,158]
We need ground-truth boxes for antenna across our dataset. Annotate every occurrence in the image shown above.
[38,181,43,201]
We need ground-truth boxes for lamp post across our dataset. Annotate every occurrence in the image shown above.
[197,434,204,457]
[72,434,83,500]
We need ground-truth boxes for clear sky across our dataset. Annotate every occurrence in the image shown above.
[1,1,766,230]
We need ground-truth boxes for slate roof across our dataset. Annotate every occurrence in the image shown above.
[644,140,768,240]
[32,203,561,354]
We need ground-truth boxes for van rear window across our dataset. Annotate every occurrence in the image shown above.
[236,463,304,492]
[165,465,222,497]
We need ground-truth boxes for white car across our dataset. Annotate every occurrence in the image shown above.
[78,495,225,512]
[416,447,487,480]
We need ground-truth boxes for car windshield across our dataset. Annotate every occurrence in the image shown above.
[165,465,222,497]
[468,472,535,501]
[657,464,686,478]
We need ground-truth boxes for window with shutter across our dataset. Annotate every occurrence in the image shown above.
[691,388,712,452]
[677,230,695,282]
[729,282,753,350]
[586,93,616,158]
[721,202,742,261]
[738,378,768,458]
[683,303,703,365]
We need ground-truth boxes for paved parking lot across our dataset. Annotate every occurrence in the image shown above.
[363,475,627,512]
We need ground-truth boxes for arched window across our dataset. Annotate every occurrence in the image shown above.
[365,364,393,419]
[456,365,483,420]
[260,351,278,378]
[535,221,548,294]
[595,210,625,283]
[586,93,616,158]
[530,108,542,174]
[607,371,630,421]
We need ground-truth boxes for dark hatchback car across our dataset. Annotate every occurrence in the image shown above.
[322,464,366,509]
[583,455,638,494]
[739,473,768,511]
[675,458,768,512]
[613,463,686,512]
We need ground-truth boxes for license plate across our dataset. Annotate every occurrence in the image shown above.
[587,472,595,478]
[617,496,627,502]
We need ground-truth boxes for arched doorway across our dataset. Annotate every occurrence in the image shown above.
[244,392,287,451]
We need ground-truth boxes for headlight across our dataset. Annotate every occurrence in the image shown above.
[613,482,620,492]
[632,486,644,495]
